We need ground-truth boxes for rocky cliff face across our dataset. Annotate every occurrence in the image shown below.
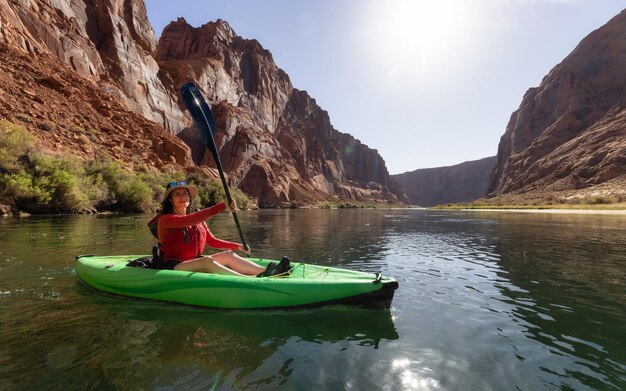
[392,156,496,206]
[488,9,626,198]
[0,41,193,170]
[0,0,184,132]
[155,18,407,206]
[0,1,406,206]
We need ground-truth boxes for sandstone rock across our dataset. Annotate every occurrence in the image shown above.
[157,18,407,206]
[161,135,193,166]
[37,76,64,92]
[0,42,193,172]
[0,202,12,216]
[393,156,497,206]
[488,10,626,197]
[0,1,410,206]
[0,0,185,133]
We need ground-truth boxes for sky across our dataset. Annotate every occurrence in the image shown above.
[145,0,625,175]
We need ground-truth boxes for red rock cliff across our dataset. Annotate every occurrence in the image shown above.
[488,9,626,197]
[0,2,406,206]
[156,18,407,206]
[0,0,184,132]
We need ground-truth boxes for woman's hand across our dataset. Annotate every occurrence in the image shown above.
[237,244,251,255]
[225,198,237,212]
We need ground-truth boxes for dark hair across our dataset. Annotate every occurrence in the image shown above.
[161,188,192,215]
[161,198,175,214]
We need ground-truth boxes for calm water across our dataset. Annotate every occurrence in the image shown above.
[0,209,625,390]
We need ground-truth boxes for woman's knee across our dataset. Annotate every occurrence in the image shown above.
[175,256,216,272]
[211,251,236,264]
[200,256,218,271]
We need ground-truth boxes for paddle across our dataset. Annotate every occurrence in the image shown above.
[180,82,249,252]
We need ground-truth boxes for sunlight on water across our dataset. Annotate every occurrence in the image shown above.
[389,356,442,391]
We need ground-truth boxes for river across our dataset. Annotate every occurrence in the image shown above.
[0,209,624,390]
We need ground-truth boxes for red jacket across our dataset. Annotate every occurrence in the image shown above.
[154,202,238,261]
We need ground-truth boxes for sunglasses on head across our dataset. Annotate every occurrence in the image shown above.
[166,181,188,189]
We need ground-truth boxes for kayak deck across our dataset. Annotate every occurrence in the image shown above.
[75,255,399,309]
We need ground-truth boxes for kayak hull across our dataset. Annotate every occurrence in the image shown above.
[75,255,399,309]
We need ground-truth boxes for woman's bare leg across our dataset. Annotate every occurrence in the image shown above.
[211,251,265,275]
[174,256,245,276]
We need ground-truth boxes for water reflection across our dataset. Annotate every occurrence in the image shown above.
[484,212,626,390]
[1,284,397,390]
[234,209,392,271]
[374,209,626,390]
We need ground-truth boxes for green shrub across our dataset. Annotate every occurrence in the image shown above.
[85,158,158,212]
[138,166,186,210]
[231,188,250,210]
[186,172,250,210]
[15,114,32,123]
[37,121,56,132]
[114,177,153,212]
[0,169,37,199]
[565,197,581,205]
[30,153,90,211]
[0,121,253,214]
[195,177,226,206]
[590,195,617,204]
[0,153,89,212]
[1,122,90,212]
[80,171,109,207]
[84,158,121,208]
[0,120,36,171]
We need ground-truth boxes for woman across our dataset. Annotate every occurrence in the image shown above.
[151,181,279,276]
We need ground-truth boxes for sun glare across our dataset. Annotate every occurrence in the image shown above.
[389,356,442,391]
[362,0,480,84]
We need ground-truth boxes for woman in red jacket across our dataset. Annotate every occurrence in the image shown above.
[153,181,271,276]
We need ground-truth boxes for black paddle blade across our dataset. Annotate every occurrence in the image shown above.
[179,82,249,251]
[180,82,219,160]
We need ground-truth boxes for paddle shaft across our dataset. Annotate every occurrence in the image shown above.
[180,83,249,251]
[210,146,249,252]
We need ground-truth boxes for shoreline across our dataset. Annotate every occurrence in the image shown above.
[3,205,625,217]
[456,208,626,215]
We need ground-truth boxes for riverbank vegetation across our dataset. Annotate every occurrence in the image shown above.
[0,120,249,215]
[435,193,626,210]
[317,200,408,209]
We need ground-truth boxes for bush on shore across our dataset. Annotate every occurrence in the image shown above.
[0,120,250,214]
[187,171,250,211]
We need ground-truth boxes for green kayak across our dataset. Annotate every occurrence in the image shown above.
[75,255,398,309]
